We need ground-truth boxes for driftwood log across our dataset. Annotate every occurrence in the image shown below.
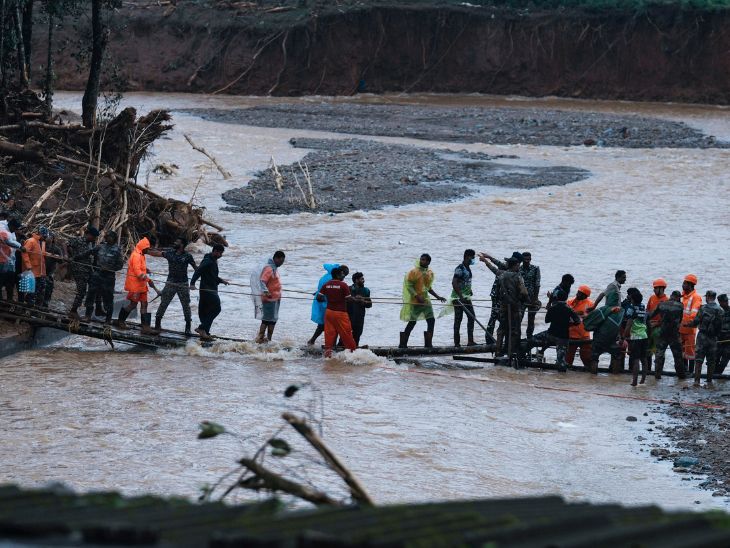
[0,138,45,163]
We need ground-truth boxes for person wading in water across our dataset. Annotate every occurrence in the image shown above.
[399,254,446,349]
[153,238,197,335]
[190,243,229,341]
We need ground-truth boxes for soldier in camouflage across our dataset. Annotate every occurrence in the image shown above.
[684,290,724,386]
[519,252,541,339]
[66,226,99,319]
[649,290,685,379]
[74,230,124,325]
[480,251,529,364]
[716,294,730,376]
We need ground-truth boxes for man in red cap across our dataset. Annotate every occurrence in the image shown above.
[680,274,702,374]
[567,285,594,368]
[646,278,668,371]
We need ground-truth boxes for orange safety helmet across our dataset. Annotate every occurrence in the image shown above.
[577,285,592,297]
[652,278,667,288]
[684,274,698,285]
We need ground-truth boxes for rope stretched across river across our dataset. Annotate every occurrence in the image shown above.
[16,247,544,311]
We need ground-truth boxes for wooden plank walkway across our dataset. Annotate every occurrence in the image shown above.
[0,484,729,546]
[0,300,192,350]
[453,355,730,380]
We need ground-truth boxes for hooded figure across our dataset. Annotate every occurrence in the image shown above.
[116,236,158,334]
[401,259,436,323]
[311,263,340,325]
[125,237,151,295]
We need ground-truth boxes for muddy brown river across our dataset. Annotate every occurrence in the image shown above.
[2,93,729,510]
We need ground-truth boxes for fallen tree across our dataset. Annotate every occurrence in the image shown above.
[0,88,226,253]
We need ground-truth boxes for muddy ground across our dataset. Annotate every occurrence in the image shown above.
[183,103,725,148]
[222,137,588,214]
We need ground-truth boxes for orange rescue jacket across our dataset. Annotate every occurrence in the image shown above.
[647,294,668,327]
[568,296,594,340]
[22,234,46,277]
[679,290,702,335]
[124,237,151,293]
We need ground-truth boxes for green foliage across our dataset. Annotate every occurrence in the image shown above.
[268,438,292,457]
[198,421,226,439]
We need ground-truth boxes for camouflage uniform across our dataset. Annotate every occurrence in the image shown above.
[519,263,541,338]
[82,243,124,323]
[687,302,724,383]
[716,307,730,376]
[155,250,196,325]
[487,276,501,336]
[67,236,94,311]
[652,299,685,378]
[498,269,529,360]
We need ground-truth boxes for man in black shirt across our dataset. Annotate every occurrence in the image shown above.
[529,292,580,371]
[548,274,575,307]
[190,244,228,341]
[154,238,197,334]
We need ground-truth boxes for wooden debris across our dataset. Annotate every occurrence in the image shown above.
[283,412,374,507]
[23,179,64,224]
[183,133,232,180]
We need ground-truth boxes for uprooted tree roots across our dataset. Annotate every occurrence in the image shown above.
[0,88,225,253]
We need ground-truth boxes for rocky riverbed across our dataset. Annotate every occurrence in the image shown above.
[182,103,726,148]
[221,137,589,214]
[641,392,730,499]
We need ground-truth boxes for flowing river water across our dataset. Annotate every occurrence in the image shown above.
[2,93,729,510]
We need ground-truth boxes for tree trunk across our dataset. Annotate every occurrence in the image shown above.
[81,0,106,128]
[0,0,6,122]
[0,0,6,86]
[21,0,31,80]
[12,0,28,88]
[43,11,52,115]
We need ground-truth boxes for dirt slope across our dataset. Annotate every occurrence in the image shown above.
[35,3,730,103]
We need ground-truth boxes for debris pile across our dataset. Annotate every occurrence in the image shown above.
[0,88,225,253]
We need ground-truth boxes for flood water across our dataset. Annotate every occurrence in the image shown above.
[2,92,729,510]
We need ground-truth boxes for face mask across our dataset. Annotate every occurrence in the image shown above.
[470,258,476,265]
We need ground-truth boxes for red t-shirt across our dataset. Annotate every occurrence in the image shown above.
[320,280,350,312]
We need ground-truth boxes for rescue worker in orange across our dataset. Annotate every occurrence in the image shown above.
[115,235,159,334]
[317,266,362,358]
[646,278,668,371]
[21,226,49,307]
[680,274,702,375]
[566,285,594,368]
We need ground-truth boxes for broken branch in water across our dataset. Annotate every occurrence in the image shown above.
[237,458,342,507]
[183,133,232,180]
[282,412,374,507]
